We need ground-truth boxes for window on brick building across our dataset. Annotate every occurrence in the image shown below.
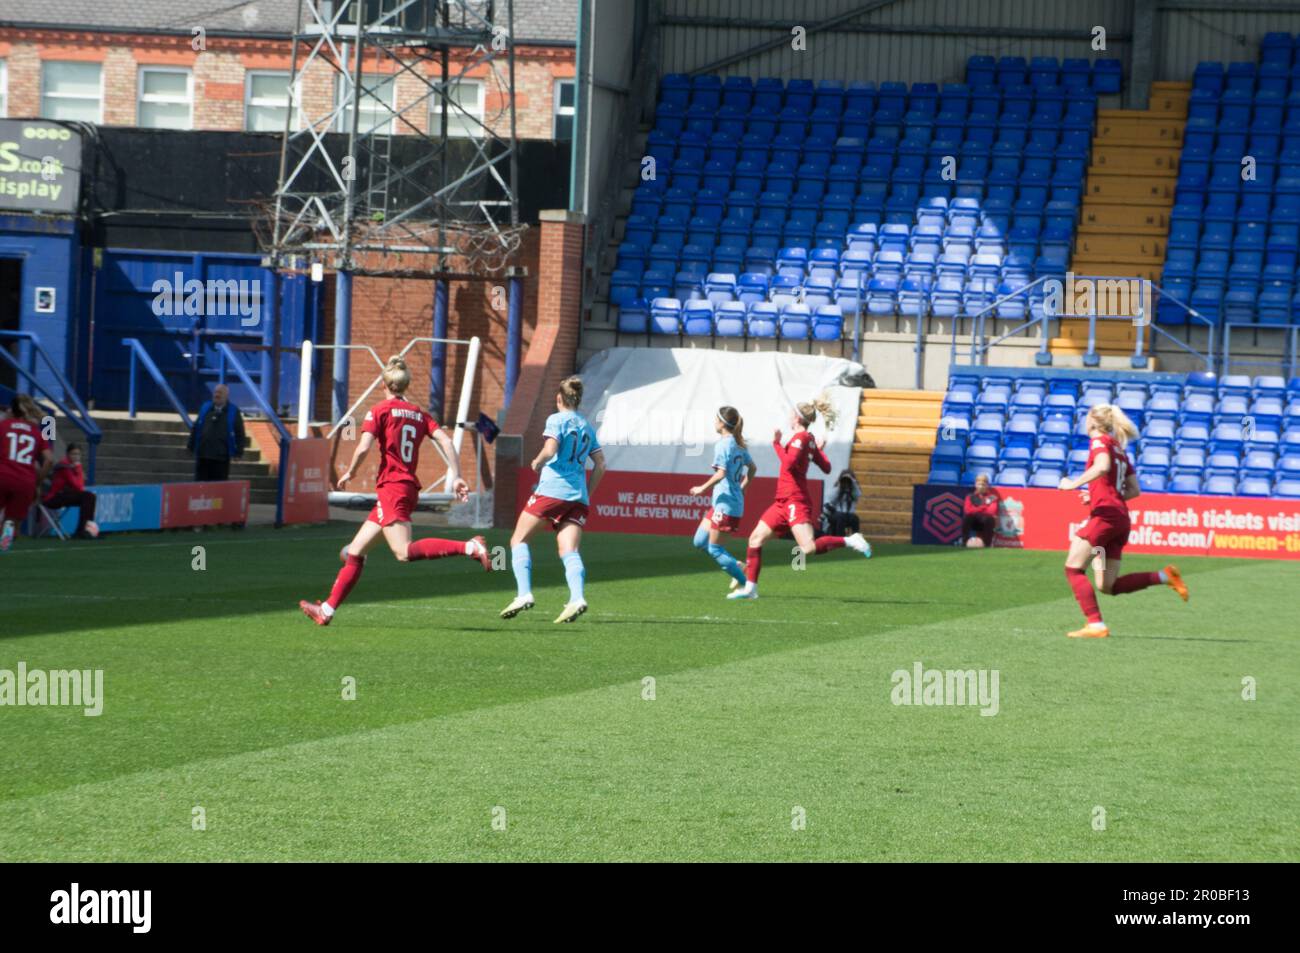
[335,72,396,135]
[246,71,301,132]
[138,67,193,130]
[0,61,7,118]
[430,79,484,138]
[553,79,575,140]
[41,61,103,123]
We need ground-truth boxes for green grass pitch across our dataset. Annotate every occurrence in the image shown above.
[0,524,1295,861]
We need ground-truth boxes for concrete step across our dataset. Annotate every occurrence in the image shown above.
[858,413,941,428]
[857,484,915,502]
[856,507,912,527]
[850,469,926,488]
[854,425,936,446]
[1084,175,1176,205]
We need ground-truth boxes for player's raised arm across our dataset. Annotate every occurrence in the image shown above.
[335,431,376,490]
[431,426,468,501]
[531,436,560,472]
[1059,450,1110,492]
[1122,469,1141,501]
[587,447,606,498]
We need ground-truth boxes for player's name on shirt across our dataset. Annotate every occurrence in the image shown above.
[388,408,425,421]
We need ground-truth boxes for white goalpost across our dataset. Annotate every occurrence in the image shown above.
[296,335,487,522]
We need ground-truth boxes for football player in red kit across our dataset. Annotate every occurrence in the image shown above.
[1057,403,1188,638]
[728,394,871,600]
[299,356,490,625]
[0,394,54,553]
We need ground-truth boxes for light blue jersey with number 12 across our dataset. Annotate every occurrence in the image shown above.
[536,410,601,504]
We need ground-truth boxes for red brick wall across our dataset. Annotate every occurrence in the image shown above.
[322,229,544,502]
[493,210,586,526]
[0,27,572,139]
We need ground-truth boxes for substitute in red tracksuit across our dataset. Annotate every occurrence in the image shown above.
[962,474,1000,548]
[0,394,53,552]
[730,394,872,600]
[44,442,97,538]
[1057,403,1189,639]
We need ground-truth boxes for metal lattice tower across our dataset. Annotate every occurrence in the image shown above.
[269,0,521,275]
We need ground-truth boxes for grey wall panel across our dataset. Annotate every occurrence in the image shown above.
[659,0,1133,84]
[1156,6,1300,80]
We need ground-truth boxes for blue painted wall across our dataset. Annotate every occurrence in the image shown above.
[0,214,82,400]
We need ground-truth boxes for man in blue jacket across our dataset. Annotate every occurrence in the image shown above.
[187,385,246,481]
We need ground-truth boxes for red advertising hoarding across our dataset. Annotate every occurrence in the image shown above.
[913,483,1300,560]
[516,469,823,536]
[281,438,332,526]
[160,481,250,528]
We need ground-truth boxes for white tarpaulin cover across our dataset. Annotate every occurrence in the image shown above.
[575,348,864,488]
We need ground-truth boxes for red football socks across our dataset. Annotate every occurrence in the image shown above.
[1065,566,1102,624]
[745,547,763,583]
[814,536,846,554]
[326,554,366,610]
[407,537,466,560]
[1112,571,1162,595]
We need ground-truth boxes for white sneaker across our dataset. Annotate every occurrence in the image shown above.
[553,600,588,623]
[729,577,743,592]
[726,584,758,600]
[500,594,535,619]
[845,532,873,558]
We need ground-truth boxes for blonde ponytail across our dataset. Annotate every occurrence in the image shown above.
[796,393,838,431]
[1087,403,1139,447]
[382,355,410,395]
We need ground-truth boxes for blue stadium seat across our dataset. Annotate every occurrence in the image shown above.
[714,302,747,337]
[682,301,714,336]
[650,298,682,334]
[617,299,650,335]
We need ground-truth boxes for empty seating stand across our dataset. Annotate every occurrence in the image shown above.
[611,61,1112,348]
[929,368,1300,500]
[1166,35,1300,329]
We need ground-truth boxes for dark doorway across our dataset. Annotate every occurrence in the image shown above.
[0,258,21,392]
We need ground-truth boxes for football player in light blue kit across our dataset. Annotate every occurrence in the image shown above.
[501,376,606,623]
[689,406,757,591]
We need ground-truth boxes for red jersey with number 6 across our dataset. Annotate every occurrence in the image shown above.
[1085,432,1132,516]
[362,398,440,488]
[0,417,49,489]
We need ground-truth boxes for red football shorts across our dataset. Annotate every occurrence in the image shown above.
[759,498,814,536]
[1076,510,1131,562]
[367,483,419,527]
[525,493,589,530]
[0,476,36,524]
[709,508,741,534]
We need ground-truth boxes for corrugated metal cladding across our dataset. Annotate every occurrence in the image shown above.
[659,0,1132,85]
[1157,6,1300,80]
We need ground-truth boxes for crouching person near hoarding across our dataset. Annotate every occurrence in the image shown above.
[43,442,98,538]
[962,474,1000,548]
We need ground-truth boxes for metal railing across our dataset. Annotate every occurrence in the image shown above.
[1221,322,1300,379]
[123,337,193,429]
[0,330,102,481]
[949,277,1217,374]
[213,342,292,444]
